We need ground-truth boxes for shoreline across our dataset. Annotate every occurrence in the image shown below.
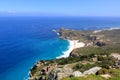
[55,27,120,58]
[56,27,120,58]
[29,28,120,80]
[56,40,85,58]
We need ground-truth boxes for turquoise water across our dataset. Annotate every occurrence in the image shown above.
[0,39,69,80]
[0,38,69,80]
[0,17,120,80]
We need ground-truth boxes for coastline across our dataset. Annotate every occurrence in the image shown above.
[56,27,120,59]
[93,27,120,33]
[29,28,120,80]
[56,40,85,58]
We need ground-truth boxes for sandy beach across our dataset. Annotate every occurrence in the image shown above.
[57,40,85,58]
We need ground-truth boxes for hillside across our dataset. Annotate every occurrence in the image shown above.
[29,28,120,80]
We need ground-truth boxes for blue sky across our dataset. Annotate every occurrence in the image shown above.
[0,0,120,16]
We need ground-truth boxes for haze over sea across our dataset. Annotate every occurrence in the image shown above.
[0,16,120,80]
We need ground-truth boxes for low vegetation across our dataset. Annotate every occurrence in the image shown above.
[62,74,104,80]
[30,29,120,80]
[62,69,120,80]
[74,45,120,56]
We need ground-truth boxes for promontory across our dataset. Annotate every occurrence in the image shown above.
[29,28,120,80]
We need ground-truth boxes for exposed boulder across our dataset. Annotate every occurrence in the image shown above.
[95,41,106,47]
[71,71,83,77]
[83,67,102,75]
[47,69,58,80]
[87,35,97,41]
[110,53,120,60]
[69,51,82,57]
[86,42,94,47]
[48,68,73,80]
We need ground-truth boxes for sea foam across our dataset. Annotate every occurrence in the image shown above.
[56,40,74,58]
[56,40,85,58]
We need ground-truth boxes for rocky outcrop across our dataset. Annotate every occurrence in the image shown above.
[48,68,73,80]
[48,67,102,80]
[110,53,120,60]
[69,50,82,57]
[95,41,106,47]
[47,69,58,80]
[83,67,102,75]
[71,71,83,77]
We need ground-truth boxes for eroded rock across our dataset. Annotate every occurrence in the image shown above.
[83,67,102,75]
[71,71,83,77]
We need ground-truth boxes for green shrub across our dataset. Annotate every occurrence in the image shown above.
[62,74,104,80]
[73,63,84,71]
[101,60,114,69]
[73,63,96,72]
[96,68,108,75]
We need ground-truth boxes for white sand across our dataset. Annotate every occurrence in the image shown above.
[72,40,85,49]
[93,27,120,33]
[108,27,120,31]
[57,40,85,58]
[93,30,102,33]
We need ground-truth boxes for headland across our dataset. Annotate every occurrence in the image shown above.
[29,28,120,80]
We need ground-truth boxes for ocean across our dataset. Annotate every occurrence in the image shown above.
[0,16,120,80]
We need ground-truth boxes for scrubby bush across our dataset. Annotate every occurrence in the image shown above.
[96,68,108,75]
[101,59,115,69]
[73,63,84,70]
[73,45,120,57]
[54,57,82,65]
[73,63,96,72]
